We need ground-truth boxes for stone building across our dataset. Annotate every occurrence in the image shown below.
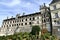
[0,0,60,39]
[0,12,42,36]
[40,3,52,34]
[50,0,60,38]
[0,7,51,36]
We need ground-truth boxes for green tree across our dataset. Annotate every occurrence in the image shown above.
[30,25,40,35]
[50,35,57,40]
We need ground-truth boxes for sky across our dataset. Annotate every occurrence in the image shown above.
[0,0,52,27]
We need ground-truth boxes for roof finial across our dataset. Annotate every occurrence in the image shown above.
[7,16,8,19]
[44,3,46,7]
[22,12,25,15]
[11,16,13,18]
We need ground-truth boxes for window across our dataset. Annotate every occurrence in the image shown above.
[37,17,39,19]
[14,24,16,26]
[7,25,8,27]
[43,19,46,22]
[19,24,20,25]
[25,19,27,21]
[25,23,27,25]
[9,25,11,27]
[20,20,21,22]
[12,24,13,26]
[57,21,60,24]
[17,20,19,22]
[17,24,18,26]
[54,20,56,22]
[4,25,5,28]
[5,22,6,24]
[13,21,14,23]
[7,22,9,24]
[22,19,23,22]
[15,21,16,23]
[21,23,23,26]
[46,19,50,22]
[53,5,56,10]
[54,20,56,24]
[33,17,35,20]
[30,18,31,20]
[29,22,32,25]
[55,13,59,18]
[54,20,60,24]
[10,21,12,23]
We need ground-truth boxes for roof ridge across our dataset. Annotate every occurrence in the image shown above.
[50,0,60,4]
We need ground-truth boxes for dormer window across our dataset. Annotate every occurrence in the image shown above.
[55,13,59,18]
[53,5,56,10]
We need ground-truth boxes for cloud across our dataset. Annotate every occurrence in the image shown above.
[0,0,52,27]
[0,0,21,7]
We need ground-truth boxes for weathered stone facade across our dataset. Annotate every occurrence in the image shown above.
[0,12,43,36]
[50,0,60,38]
[1,0,59,36]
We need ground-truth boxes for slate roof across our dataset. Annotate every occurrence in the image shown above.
[3,18,15,21]
[3,12,41,21]
[18,12,41,18]
[50,0,60,4]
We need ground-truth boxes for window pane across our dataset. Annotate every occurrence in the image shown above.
[26,19,27,21]
[29,22,32,25]
[25,23,27,25]
[21,23,23,26]
[30,18,31,20]
[55,13,59,18]
[33,17,35,20]
[54,5,56,10]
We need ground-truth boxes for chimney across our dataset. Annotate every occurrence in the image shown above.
[44,3,46,7]
[22,12,25,15]
[16,14,20,17]
[11,16,13,18]
[7,16,8,19]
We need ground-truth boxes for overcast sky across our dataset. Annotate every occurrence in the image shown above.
[0,0,52,27]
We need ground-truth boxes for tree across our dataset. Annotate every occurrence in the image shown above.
[30,25,40,35]
[50,35,57,40]
[41,32,50,40]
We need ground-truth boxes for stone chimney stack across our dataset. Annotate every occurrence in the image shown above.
[22,12,25,15]
[11,16,13,18]
[16,14,20,17]
[7,16,8,19]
